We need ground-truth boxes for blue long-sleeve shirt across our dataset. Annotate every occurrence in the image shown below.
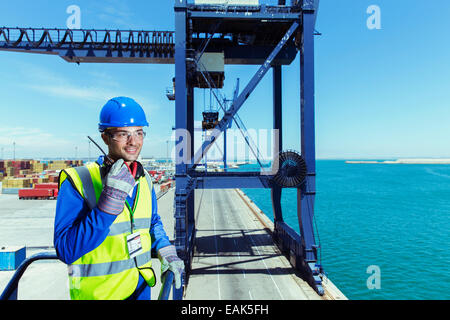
[53,158,171,300]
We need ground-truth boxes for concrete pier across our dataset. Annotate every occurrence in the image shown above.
[0,187,346,300]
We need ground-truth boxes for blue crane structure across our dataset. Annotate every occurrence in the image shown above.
[0,0,323,298]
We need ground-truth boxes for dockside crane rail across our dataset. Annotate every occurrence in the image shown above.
[0,0,325,298]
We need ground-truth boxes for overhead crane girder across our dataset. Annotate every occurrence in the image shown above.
[0,26,297,65]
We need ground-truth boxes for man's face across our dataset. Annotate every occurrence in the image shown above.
[101,126,145,164]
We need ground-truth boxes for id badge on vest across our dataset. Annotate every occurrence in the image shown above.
[127,232,143,259]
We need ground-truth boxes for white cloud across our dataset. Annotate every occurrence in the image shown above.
[28,83,119,103]
[16,63,160,113]
[94,1,139,29]
[0,126,71,149]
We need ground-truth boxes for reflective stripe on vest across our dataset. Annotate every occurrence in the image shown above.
[75,166,97,210]
[69,251,151,277]
[59,162,156,300]
[108,218,150,236]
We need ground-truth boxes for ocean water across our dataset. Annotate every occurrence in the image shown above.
[241,160,450,300]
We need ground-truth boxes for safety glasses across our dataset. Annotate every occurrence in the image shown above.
[106,130,146,142]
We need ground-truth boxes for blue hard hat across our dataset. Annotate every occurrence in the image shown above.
[98,97,149,132]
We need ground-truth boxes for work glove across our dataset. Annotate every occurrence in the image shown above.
[158,245,185,289]
[97,159,135,215]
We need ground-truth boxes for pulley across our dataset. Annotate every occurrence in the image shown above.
[202,111,219,130]
[272,150,307,187]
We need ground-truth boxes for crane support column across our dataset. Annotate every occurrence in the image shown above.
[187,85,195,235]
[297,4,324,295]
[271,65,284,224]
[173,0,191,300]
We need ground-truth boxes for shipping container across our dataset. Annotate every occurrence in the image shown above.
[35,183,58,189]
[160,181,172,193]
[1,188,21,194]
[2,178,32,188]
[18,188,54,199]
[48,175,59,183]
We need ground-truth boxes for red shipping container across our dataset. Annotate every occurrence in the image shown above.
[19,188,53,198]
[35,183,58,189]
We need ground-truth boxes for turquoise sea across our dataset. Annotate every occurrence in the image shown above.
[240,160,450,300]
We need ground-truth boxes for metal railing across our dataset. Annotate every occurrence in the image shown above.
[0,251,176,300]
[0,27,174,53]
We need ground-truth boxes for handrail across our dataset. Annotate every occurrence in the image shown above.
[0,251,59,300]
[0,251,177,300]
[158,270,175,300]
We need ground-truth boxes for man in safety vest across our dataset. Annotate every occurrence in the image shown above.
[54,96,184,300]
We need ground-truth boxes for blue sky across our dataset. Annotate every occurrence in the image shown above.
[0,0,449,160]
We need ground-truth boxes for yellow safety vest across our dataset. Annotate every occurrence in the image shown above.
[59,162,156,300]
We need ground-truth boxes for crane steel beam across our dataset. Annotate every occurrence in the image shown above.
[302,0,321,27]
[188,10,300,20]
[271,65,284,223]
[0,26,297,65]
[0,27,175,64]
[193,171,272,189]
[173,0,192,300]
[296,6,323,295]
